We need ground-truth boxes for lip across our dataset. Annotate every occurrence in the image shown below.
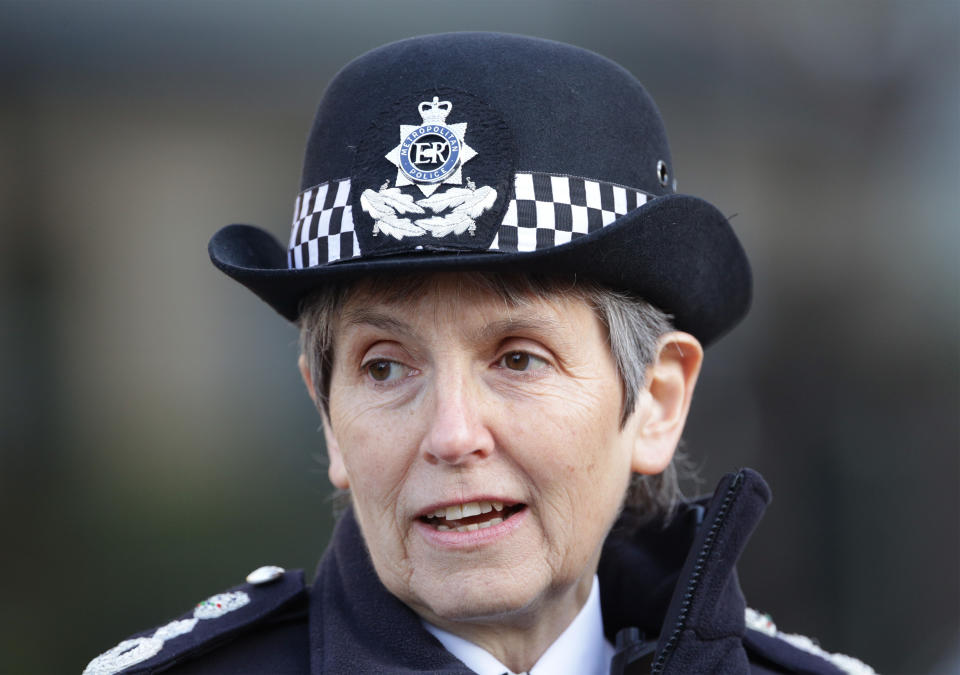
[414,505,528,548]
[415,496,521,519]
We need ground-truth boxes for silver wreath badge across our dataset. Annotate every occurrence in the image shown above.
[360,179,497,240]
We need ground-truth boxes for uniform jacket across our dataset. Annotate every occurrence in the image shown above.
[85,469,872,674]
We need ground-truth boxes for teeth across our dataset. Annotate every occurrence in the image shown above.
[429,501,509,525]
[461,518,505,532]
[432,516,505,532]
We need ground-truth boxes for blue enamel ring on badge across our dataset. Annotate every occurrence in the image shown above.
[398,124,461,183]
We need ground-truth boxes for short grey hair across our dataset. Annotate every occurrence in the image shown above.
[299,272,686,522]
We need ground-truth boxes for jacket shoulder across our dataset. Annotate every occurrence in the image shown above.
[83,566,308,675]
[743,608,876,675]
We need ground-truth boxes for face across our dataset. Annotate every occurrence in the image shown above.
[322,275,648,630]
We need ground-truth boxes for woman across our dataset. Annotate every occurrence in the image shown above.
[85,33,872,675]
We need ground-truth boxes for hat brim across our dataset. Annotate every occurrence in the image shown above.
[208,193,750,346]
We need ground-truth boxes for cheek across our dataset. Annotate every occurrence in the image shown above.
[515,383,624,468]
[508,394,629,512]
[335,423,402,499]
[328,390,425,517]
[331,420,410,565]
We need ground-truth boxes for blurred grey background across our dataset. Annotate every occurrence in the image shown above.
[1,1,957,673]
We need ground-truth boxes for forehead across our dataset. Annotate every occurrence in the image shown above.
[336,272,596,326]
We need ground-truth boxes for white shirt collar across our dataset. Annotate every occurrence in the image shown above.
[423,575,614,675]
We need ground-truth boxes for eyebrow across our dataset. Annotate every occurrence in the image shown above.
[470,316,567,344]
[340,308,417,338]
[341,308,571,345]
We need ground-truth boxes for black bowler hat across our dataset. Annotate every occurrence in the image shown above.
[209,32,751,345]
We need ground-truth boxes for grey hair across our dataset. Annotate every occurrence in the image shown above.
[298,272,686,522]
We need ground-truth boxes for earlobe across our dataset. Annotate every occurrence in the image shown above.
[322,416,350,490]
[630,332,703,475]
[299,354,349,489]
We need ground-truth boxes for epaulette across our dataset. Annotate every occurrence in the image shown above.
[744,607,876,675]
[84,566,306,675]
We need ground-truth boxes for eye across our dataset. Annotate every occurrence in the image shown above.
[499,351,548,372]
[365,359,408,382]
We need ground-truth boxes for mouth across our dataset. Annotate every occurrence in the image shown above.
[419,500,526,533]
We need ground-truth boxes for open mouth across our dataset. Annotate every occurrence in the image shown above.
[419,500,525,533]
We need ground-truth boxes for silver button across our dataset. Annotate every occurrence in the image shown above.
[246,565,285,585]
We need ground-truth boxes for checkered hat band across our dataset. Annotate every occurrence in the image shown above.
[490,172,651,253]
[287,178,358,269]
[286,173,652,268]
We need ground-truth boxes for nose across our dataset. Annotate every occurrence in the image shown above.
[420,367,494,466]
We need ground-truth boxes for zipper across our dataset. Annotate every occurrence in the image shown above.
[649,470,745,674]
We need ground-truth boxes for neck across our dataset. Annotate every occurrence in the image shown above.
[424,574,595,673]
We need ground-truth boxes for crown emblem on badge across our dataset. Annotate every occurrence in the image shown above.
[360,96,497,241]
[418,97,452,124]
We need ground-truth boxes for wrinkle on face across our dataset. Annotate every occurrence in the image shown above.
[324,273,641,654]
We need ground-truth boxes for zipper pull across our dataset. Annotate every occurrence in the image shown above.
[610,627,657,674]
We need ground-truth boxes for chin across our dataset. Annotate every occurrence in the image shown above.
[408,569,543,625]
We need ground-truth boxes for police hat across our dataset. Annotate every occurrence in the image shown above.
[209,32,751,345]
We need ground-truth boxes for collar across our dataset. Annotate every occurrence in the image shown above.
[422,575,614,675]
[600,469,771,673]
[308,469,771,674]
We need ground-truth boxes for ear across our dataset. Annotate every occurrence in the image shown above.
[629,331,703,475]
[298,353,320,407]
[298,354,350,489]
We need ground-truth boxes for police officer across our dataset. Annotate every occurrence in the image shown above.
[85,33,874,675]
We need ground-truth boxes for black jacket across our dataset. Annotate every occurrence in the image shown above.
[84,469,870,674]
